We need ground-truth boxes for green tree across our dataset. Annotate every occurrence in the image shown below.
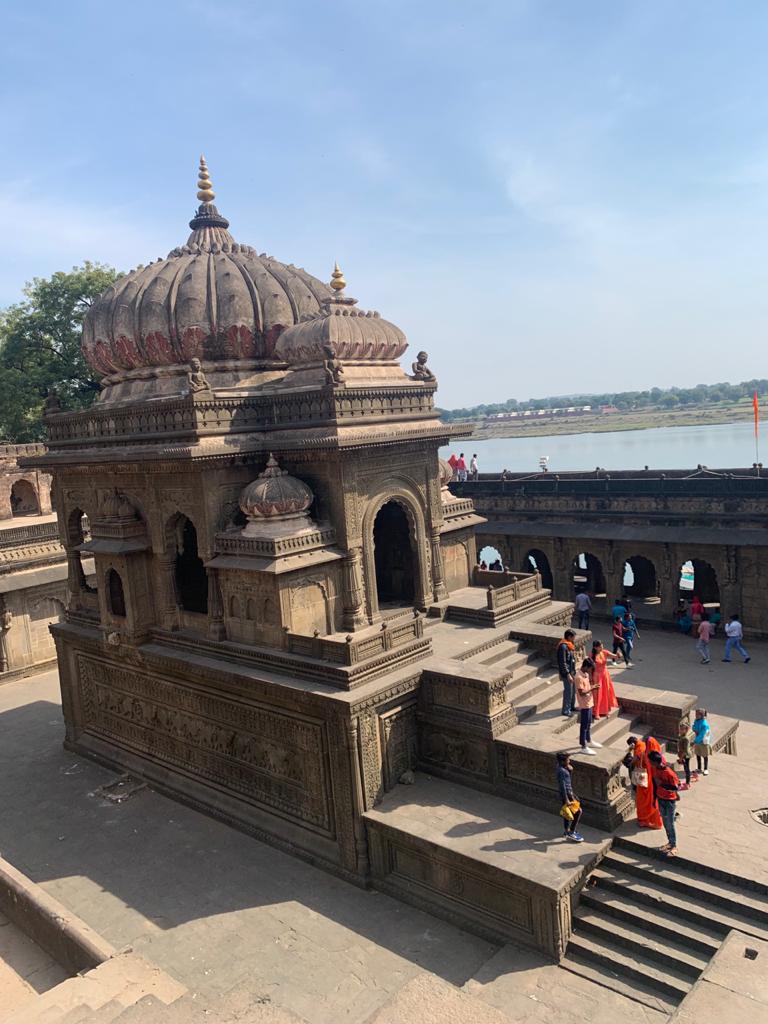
[0,263,119,442]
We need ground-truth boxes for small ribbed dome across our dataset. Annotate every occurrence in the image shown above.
[81,159,333,378]
[275,274,407,365]
[239,455,313,521]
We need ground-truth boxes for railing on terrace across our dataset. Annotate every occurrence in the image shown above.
[453,471,768,499]
[480,571,542,611]
[282,613,424,666]
[0,520,60,546]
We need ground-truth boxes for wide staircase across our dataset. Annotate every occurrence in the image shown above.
[561,841,768,1013]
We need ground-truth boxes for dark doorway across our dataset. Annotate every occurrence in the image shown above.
[175,518,208,614]
[624,555,658,599]
[524,548,553,591]
[10,479,39,516]
[373,501,415,606]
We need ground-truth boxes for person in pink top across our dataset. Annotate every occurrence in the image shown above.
[696,614,713,665]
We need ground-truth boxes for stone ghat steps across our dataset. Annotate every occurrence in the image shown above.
[561,845,768,1011]
[2,954,186,1024]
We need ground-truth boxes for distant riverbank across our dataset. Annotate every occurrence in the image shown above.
[447,402,755,441]
[440,420,760,473]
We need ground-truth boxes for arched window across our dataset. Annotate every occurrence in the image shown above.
[107,569,126,618]
[523,548,553,591]
[174,518,208,614]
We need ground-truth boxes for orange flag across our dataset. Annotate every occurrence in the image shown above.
[754,391,760,439]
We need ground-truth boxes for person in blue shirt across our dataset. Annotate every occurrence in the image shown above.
[555,752,584,842]
[622,610,639,662]
[691,708,712,775]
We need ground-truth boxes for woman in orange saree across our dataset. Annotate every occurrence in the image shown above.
[591,641,619,720]
[633,738,663,829]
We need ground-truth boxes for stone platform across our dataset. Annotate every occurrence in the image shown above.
[364,774,609,958]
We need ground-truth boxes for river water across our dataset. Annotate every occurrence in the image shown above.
[440,420,760,473]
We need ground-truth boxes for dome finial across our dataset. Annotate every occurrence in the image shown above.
[330,261,346,292]
[197,155,216,204]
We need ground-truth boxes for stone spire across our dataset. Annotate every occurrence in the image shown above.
[187,154,235,251]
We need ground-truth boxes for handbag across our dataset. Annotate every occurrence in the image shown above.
[631,768,648,787]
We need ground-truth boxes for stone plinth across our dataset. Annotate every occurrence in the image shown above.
[365,774,610,960]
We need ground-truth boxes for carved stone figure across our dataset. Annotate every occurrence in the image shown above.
[322,344,346,386]
[43,389,62,415]
[187,358,212,394]
[410,350,436,382]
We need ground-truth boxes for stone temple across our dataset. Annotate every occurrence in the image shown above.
[20,161,760,1013]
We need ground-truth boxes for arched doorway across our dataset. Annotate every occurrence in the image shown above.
[573,552,606,597]
[373,501,415,607]
[679,559,720,605]
[623,555,658,599]
[10,480,39,516]
[479,545,504,570]
[523,548,553,591]
[173,517,208,614]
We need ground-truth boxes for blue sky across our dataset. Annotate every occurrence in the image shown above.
[2,1,768,408]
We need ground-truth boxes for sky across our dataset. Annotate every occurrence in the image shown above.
[2,0,768,409]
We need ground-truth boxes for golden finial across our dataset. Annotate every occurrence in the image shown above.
[330,261,346,292]
[197,154,216,203]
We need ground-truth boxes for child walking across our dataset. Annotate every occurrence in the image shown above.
[677,720,692,789]
[692,708,712,776]
[555,752,584,842]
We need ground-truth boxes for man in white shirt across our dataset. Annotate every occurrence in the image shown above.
[469,454,479,481]
[574,590,592,631]
[723,614,750,663]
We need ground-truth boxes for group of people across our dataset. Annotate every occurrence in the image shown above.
[677,597,751,664]
[558,709,713,853]
[557,629,621,755]
[574,593,639,667]
[446,452,478,481]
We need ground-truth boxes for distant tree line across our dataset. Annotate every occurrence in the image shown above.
[439,380,768,422]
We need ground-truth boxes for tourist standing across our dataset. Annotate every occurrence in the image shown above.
[555,752,584,842]
[591,640,619,719]
[448,453,458,473]
[723,614,750,663]
[696,615,713,664]
[631,737,663,830]
[677,720,692,789]
[612,616,632,666]
[692,708,712,775]
[574,590,592,631]
[690,595,704,625]
[469,454,479,480]
[622,609,639,662]
[456,453,468,482]
[648,750,680,855]
[575,658,600,755]
[557,629,577,717]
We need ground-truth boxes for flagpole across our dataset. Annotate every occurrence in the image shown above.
[754,391,760,470]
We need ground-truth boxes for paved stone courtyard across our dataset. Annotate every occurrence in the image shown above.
[0,626,765,1023]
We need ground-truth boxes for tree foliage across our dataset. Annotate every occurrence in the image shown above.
[439,379,768,421]
[0,263,119,442]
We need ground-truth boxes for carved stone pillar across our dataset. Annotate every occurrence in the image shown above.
[157,555,179,630]
[430,528,448,601]
[0,601,11,673]
[341,548,366,631]
[207,568,225,641]
[66,550,86,607]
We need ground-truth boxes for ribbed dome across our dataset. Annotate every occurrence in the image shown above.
[239,455,313,521]
[275,291,407,366]
[81,158,333,378]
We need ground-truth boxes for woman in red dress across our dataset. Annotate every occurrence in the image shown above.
[590,640,620,719]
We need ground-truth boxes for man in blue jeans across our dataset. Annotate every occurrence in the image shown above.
[648,750,680,856]
[557,630,577,717]
[723,614,750,663]
[574,591,591,630]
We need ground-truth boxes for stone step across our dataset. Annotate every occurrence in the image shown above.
[512,678,562,721]
[573,906,709,976]
[504,665,557,706]
[559,948,679,1015]
[563,931,692,1006]
[604,847,768,924]
[554,710,638,746]
[476,640,523,667]
[96,995,169,1023]
[592,866,768,942]
[580,886,722,956]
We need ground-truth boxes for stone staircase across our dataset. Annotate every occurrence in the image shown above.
[1,953,186,1024]
[561,842,768,1013]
